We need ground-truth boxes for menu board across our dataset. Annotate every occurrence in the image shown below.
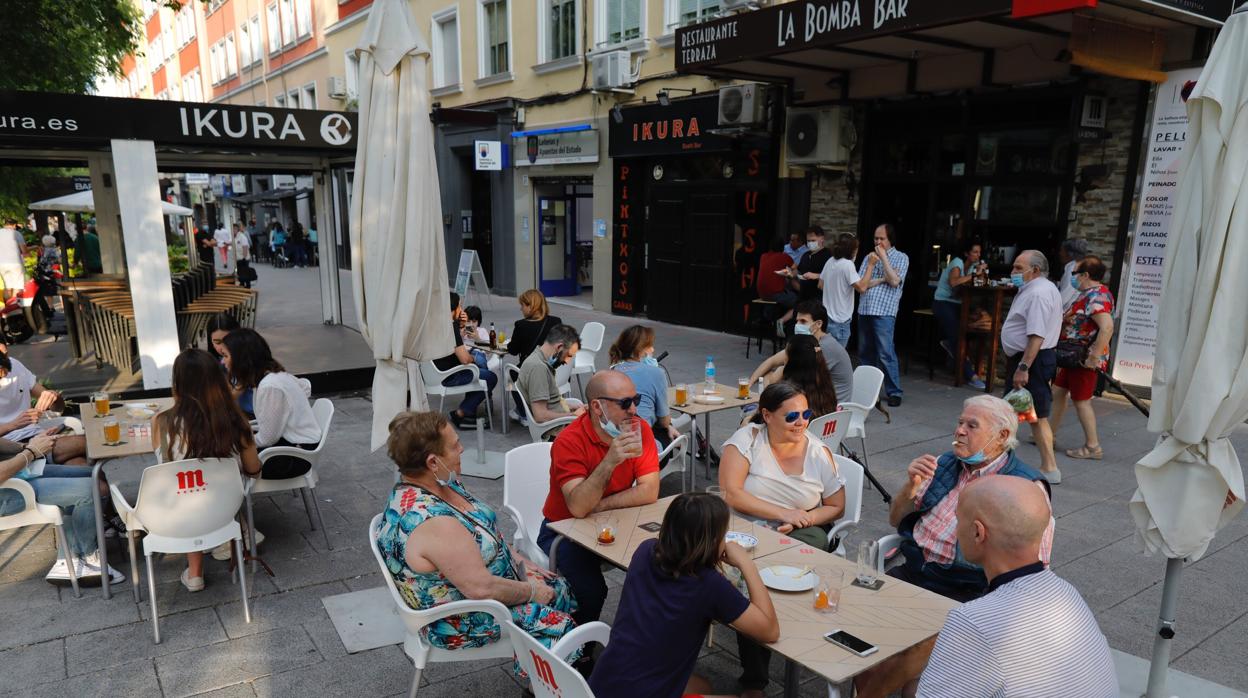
[1112,67,1203,388]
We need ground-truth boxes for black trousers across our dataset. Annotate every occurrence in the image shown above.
[260,439,314,479]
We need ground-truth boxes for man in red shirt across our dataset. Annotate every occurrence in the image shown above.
[757,236,798,329]
[537,370,660,624]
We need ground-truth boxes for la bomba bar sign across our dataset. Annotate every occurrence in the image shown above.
[675,0,1014,71]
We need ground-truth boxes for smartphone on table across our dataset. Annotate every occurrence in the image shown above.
[824,629,878,657]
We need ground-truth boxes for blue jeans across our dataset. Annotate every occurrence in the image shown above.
[858,315,902,398]
[442,365,497,417]
[932,300,975,380]
[0,464,96,556]
[826,320,851,347]
[537,520,606,626]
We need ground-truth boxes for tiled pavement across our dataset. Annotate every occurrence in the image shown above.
[2,293,1247,696]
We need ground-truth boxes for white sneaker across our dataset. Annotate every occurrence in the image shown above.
[77,551,126,585]
[44,557,74,581]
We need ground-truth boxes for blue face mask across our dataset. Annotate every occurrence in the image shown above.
[642,356,659,367]
[547,349,563,369]
[1069,275,1081,290]
[597,403,622,439]
[959,436,1000,466]
[793,323,813,336]
[1010,273,1026,288]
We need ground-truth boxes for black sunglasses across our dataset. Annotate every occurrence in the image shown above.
[783,409,816,423]
[599,394,643,410]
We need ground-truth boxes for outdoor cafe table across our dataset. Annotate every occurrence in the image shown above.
[546,495,958,696]
[668,383,759,482]
[85,397,174,600]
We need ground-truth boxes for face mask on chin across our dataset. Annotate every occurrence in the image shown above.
[595,400,622,438]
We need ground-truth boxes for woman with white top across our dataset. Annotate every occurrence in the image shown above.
[719,380,845,697]
[221,328,322,480]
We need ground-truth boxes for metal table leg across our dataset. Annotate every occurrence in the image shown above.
[90,458,111,599]
[703,414,712,481]
[783,660,800,697]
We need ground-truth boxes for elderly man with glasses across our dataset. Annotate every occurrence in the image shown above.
[537,370,660,626]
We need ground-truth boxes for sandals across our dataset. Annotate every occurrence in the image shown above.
[1066,445,1103,460]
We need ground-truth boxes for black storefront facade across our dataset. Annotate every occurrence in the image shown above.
[609,94,783,333]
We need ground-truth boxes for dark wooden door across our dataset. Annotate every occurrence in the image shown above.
[646,186,731,330]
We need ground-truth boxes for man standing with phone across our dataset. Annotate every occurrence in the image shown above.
[537,370,660,626]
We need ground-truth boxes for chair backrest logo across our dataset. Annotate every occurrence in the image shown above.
[530,650,560,694]
[175,469,206,493]
[822,419,838,437]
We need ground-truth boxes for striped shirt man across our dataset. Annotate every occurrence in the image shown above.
[857,246,909,317]
[917,565,1118,698]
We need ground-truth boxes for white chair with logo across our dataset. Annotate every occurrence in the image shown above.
[367,514,515,697]
[506,364,577,443]
[509,618,612,698]
[502,442,554,568]
[415,359,494,430]
[0,478,80,598]
[807,410,851,456]
[110,457,252,643]
[245,398,335,557]
[826,454,864,556]
[570,321,605,397]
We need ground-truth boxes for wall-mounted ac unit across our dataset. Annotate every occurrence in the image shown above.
[592,51,634,90]
[717,83,765,127]
[785,107,851,166]
[327,76,347,99]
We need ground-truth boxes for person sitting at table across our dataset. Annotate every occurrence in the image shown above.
[431,293,499,430]
[537,370,660,627]
[205,313,254,417]
[719,381,846,696]
[608,324,682,451]
[507,289,563,363]
[757,237,799,331]
[748,301,852,403]
[0,432,126,585]
[221,328,322,479]
[915,475,1117,697]
[588,492,780,698]
[376,410,579,673]
[461,305,501,375]
[746,336,838,424]
[516,324,584,435]
[152,349,263,590]
[0,351,87,464]
[932,240,988,390]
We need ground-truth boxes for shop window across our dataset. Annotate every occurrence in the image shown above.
[543,0,578,62]
[598,0,642,46]
[431,9,461,89]
[975,129,1069,177]
[973,185,1062,225]
[479,0,510,77]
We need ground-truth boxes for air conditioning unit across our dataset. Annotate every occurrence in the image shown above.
[785,107,851,166]
[592,51,634,90]
[717,83,766,127]
[327,76,347,99]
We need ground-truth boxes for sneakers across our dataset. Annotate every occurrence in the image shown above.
[77,551,127,585]
[180,568,205,593]
[967,377,987,390]
[887,395,902,407]
[44,557,75,582]
[508,408,528,426]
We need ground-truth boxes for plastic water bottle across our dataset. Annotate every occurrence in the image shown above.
[704,356,716,393]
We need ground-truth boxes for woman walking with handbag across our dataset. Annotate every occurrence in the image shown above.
[1050,255,1114,460]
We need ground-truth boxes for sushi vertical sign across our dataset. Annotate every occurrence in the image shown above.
[1113,67,1202,388]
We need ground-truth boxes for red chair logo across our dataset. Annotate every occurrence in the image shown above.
[821,419,838,437]
[530,650,559,693]
[176,469,206,493]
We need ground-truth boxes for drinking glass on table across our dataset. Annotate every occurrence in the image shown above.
[737,377,750,399]
[856,540,880,586]
[814,567,842,613]
[674,383,688,406]
[92,391,110,417]
[102,418,121,445]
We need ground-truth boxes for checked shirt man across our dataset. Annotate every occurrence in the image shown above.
[857,223,909,406]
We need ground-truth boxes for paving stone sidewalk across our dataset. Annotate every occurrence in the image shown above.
[1,293,1246,696]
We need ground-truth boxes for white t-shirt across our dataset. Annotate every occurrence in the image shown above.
[0,358,37,425]
[214,228,232,248]
[819,258,860,323]
[234,231,251,260]
[1001,277,1063,356]
[723,423,844,512]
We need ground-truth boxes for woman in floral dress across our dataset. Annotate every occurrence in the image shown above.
[376,411,578,665]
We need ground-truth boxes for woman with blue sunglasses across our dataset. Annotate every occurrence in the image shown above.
[719,381,847,694]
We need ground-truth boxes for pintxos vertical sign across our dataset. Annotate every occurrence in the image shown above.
[612,162,643,314]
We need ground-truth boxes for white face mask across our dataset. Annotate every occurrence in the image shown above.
[793,323,813,336]
[431,456,459,486]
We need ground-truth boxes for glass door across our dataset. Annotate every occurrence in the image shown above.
[538,194,579,296]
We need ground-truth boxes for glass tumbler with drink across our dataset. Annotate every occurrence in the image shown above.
[102,418,122,446]
[814,567,843,613]
[674,383,688,407]
[737,377,750,399]
[92,391,110,417]
[856,540,881,587]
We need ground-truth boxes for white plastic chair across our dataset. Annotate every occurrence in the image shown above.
[415,359,494,430]
[570,321,604,397]
[367,513,515,698]
[555,362,573,399]
[245,398,335,556]
[657,434,691,491]
[0,478,79,597]
[509,619,612,698]
[826,455,864,555]
[839,366,884,469]
[506,364,576,443]
[807,409,851,455]
[503,443,554,569]
[110,457,252,643]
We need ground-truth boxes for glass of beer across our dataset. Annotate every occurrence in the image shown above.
[674,383,688,406]
[92,391,110,417]
[102,418,121,446]
[737,377,750,399]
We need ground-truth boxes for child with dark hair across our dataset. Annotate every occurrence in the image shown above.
[588,493,780,698]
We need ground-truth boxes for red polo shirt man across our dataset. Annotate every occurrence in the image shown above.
[537,370,660,624]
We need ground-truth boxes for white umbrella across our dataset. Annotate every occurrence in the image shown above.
[29,189,194,217]
[1129,9,1248,696]
[350,0,455,450]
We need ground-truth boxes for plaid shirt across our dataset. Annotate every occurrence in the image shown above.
[857,247,909,317]
[912,452,1054,566]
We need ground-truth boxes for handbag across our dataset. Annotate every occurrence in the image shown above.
[1055,340,1089,369]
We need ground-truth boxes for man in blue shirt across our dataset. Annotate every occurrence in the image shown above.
[858,223,909,406]
[782,231,807,265]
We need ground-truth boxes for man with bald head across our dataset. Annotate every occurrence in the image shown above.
[537,370,660,625]
[917,476,1117,696]
[1001,249,1063,483]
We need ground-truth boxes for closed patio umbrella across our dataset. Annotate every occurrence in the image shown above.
[350,0,455,449]
[29,189,194,217]
[1128,9,1248,696]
